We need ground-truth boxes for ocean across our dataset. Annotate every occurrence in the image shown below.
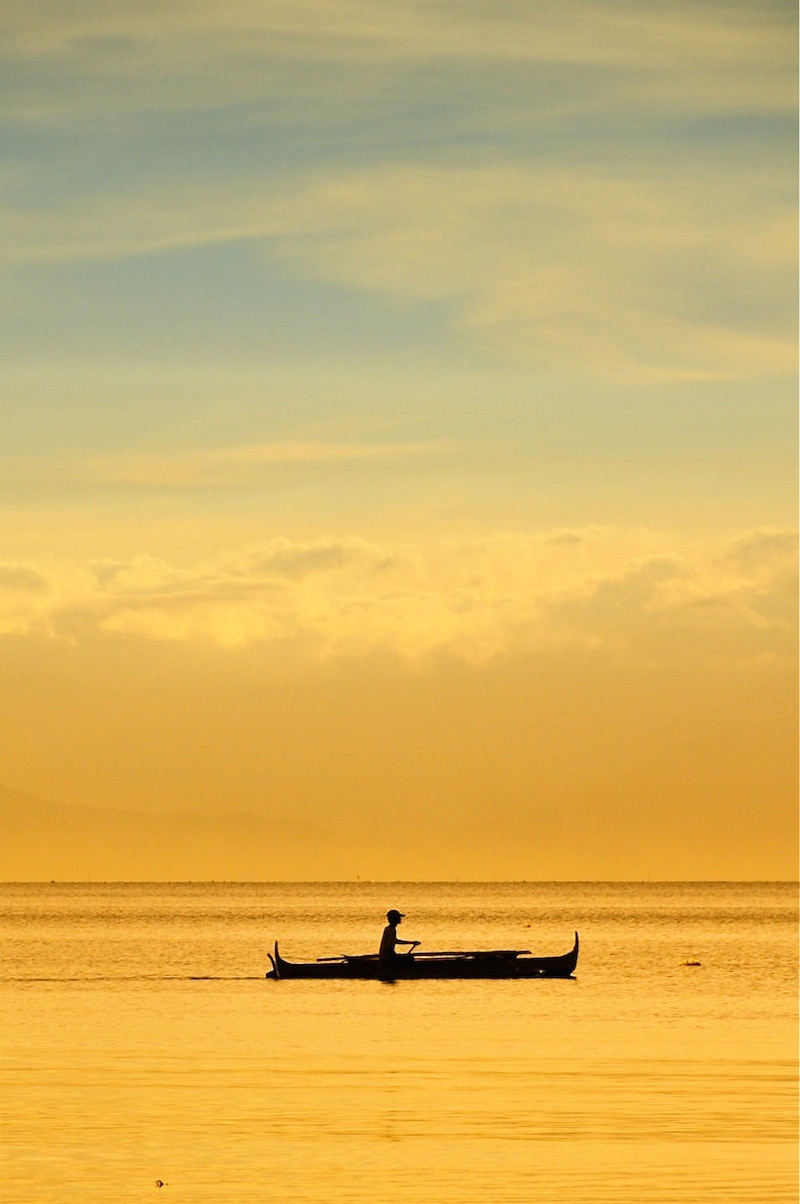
[2,881,797,1203]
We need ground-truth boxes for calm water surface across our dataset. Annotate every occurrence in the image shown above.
[2,882,797,1202]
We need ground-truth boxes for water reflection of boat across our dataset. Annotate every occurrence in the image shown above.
[266,932,578,979]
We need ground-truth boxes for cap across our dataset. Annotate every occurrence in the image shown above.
[386,909,405,923]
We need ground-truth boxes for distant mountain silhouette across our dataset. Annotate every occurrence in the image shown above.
[1,674,795,882]
[0,784,343,881]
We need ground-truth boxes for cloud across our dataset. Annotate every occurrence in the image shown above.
[0,439,438,489]
[267,165,794,381]
[544,529,799,663]
[718,528,797,576]
[0,563,49,592]
[3,1,791,109]
[1,528,795,666]
[0,557,91,636]
[222,538,392,580]
[2,163,793,382]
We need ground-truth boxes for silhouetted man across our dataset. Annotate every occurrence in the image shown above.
[379,909,419,962]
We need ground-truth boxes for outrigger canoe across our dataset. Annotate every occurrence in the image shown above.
[266,932,578,980]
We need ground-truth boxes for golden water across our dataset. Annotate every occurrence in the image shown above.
[2,882,797,1202]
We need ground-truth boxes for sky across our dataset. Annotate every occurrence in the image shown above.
[1,0,797,879]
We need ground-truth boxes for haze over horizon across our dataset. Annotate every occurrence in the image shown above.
[1,1,796,881]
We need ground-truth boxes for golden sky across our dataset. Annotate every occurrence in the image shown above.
[1,0,796,879]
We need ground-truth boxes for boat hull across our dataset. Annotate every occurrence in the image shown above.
[266,933,578,980]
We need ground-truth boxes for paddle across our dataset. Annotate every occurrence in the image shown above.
[316,947,530,963]
[316,954,378,963]
[409,949,530,959]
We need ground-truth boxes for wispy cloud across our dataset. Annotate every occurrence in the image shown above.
[1,4,792,386]
[3,161,791,382]
[0,439,439,488]
[2,1,792,119]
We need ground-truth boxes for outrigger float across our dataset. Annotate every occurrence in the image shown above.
[266,933,578,980]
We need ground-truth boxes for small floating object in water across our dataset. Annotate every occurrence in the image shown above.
[155,1181,169,1189]
[681,959,702,967]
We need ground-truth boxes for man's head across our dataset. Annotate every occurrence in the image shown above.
[387,909,404,925]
